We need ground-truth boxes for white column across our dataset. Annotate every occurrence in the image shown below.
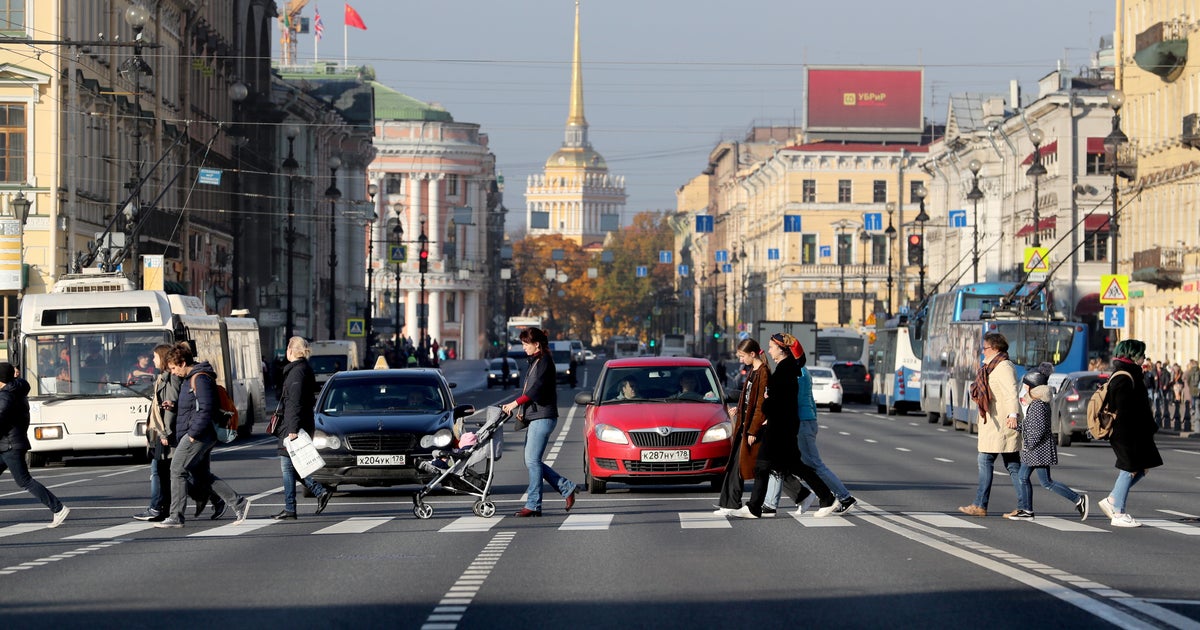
[429,174,443,258]
[406,289,419,346]
[408,174,423,248]
[464,290,480,360]
[428,290,442,349]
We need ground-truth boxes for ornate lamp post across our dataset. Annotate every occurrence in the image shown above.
[859,229,871,325]
[1103,90,1127,276]
[364,182,378,352]
[324,155,342,340]
[229,81,248,308]
[392,221,404,359]
[884,202,897,316]
[1026,128,1047,248]
[832,219,857,325]
[119,2,152,281]
[967,159,984,283]
[913,185,930,301]
[281,124,300,340]
[418,216,428,361]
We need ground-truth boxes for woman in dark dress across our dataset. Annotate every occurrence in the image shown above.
[1096,339,1163,528]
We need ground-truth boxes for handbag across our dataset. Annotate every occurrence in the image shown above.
[266,401,283,436]
[286,429,326,478]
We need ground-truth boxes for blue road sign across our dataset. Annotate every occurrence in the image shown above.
[820,245,831,258]
[767,248,780,260]
[658,250,672,264]
[198,168,222,185]
[863,212,882,231]
[948,209,968,228]
[678,264,689,277]
[783,215,802,233]
[715,250,728,263]
[636,266,648,278]
[695,215,714,233]
[722,263,732,273]
[388,244,407,264]
[1103,305,1127,329]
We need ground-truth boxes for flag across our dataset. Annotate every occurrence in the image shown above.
[313,8,325,41]
[345,3,367,30]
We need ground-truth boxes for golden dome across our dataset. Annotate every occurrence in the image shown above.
[544,147,608,170]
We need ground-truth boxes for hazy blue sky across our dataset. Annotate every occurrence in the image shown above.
[301,1,1114,216]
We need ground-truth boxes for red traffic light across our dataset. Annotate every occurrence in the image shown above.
[908,234,922,246]
[419,249,429,259]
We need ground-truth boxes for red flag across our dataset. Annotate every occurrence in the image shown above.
[345,3,367,30]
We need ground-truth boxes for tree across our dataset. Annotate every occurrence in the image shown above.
[592,212,674,342]
[512,235,596,341]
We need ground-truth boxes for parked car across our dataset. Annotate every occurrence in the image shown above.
[1050,370,1109,447]
[308,368,474,490]
[807,366,843,413]
[574,357,733,494]
[831,362,871,403]
[486,357,520,389]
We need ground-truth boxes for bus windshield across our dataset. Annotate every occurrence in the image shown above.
[817,336,867,364]
[25,331,172,398]
[994,322,1079,368]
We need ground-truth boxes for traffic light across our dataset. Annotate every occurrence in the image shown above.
[648,339,656,348]
[907,234,923,265]
[713,329,722,340]
[418,247,429,273]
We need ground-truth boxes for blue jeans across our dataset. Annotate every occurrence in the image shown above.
[0,448,64,514]
[279,456,327,512]
[973,451,1021,510]
[523,418,575,511]
[1017,464,1080,512]
[764,473,781,509]
[148,456,171,512]
[1110,469,1146,513]
[797,422,851,501]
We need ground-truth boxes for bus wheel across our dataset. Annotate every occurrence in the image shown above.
[926,411,939,424]
[877,403,886,414]
[26,451,48,468]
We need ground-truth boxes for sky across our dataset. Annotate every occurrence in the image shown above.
[296,0,1115,219]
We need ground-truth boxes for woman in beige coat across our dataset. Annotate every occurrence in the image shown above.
[958,332,1022,517]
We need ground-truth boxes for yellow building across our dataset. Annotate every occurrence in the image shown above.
[1117,1,1200,365]
[525,1,625,247]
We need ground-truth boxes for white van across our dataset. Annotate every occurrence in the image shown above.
[309,340,361,385]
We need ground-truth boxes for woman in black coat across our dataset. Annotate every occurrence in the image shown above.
[1097,339,1163,528]
[273,337,332,520]
[733,333,828,518]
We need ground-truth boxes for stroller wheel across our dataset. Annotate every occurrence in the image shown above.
[473,501,496,518]
[413,503,434,519]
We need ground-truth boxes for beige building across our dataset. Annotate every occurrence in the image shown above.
[524,1,625,248]
[1117,0,1200,365]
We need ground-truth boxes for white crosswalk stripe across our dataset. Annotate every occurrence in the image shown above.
[903,512,986,529]
[65,521,157,540]
[1140,519,1200,536]
[0,523,50,539]
[1026,515,1108,533]
[313,516,394,535]
[560,514,613,531]
[679,512,732,528]
[188,518,278,537]
[439,516,505,532]
[792,514,855,527]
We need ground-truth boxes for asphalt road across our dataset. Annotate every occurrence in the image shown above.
[2,360,1199,630]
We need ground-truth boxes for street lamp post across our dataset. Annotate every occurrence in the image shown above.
[1026,128,1047,248]
[325,156,342,340]
[884,203,897,316]
[1104,90,1127,276]
[281,125,300,340]
[364,183,378,353]
[913,185,930,301]
[418,217,428,362]
[120,2,152,282]
[833,219,856,326]
[860,229,871,325]
[229,81,249,308]
[967,159,984,283]
[392,222,404,361]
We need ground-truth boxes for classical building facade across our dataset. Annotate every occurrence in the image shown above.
[524,1,625,248]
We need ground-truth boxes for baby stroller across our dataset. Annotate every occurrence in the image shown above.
[411,405,509,519]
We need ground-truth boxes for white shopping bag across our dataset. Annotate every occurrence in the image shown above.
[286,429,326,478]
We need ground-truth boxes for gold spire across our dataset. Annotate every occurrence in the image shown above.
[567,0,587,128]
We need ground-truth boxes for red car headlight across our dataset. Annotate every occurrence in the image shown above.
[595,424,628,445]
[702,421,733,443]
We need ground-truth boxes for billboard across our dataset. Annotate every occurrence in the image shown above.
[805,66,924,133]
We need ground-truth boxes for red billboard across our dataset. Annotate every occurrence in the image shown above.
[805,66,924,133]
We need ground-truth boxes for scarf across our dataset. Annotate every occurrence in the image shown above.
[970,351,1009,423]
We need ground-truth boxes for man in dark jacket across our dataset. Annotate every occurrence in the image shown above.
[273,337,332,520]
[0,363,70,527]
[155,344,251,528]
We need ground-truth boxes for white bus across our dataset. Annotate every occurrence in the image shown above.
[505,316,543,351]
[14,287,265,467]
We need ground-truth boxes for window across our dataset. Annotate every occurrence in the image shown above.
[385,173,406,195]
[838,299,851,325]
[0,104,26,183]
[802,298,816,322]
[871,235,888,265]
[838,180,852,203]
[1083,230,1109,262]
[873,180,887,203]
[445,174,459,197]
[836,233,853,265]
[1085,152,1105,176]
[802,179,816,203]
[445,294,457,322]
[801,234,817,264]
[0,1,26,30]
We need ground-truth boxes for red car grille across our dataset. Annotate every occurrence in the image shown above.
[623,459,710,473]
[628,430,700,448]
[346,433,418,452]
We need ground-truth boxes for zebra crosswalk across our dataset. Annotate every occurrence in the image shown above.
[2,510,1198,542]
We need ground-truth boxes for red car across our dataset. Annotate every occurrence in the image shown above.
[573,357,733,494]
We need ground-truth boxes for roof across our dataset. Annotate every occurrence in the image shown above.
[945,93,1008,133]
[783,142,930,153]
[370,81,453,122]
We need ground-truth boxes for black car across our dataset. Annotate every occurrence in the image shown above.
[1050,370,1109,447]
[830,362,871,403]
[486,357,520,389]
[309,368,474,490]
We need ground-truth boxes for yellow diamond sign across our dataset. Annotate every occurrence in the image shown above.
[1100,274,1129,304]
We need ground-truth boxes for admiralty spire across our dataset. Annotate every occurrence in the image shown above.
[525,0,626,246]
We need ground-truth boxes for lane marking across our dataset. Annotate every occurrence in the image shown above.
[679,512,731,529]
[1140,519,1200,536]
[1027,516,1108,533]
[792,514,854,527]
[1157,509,1200,519]
[560,514,613,531]
[895,447,912,452]
[188,519,278,537]
[439,516,505,533]
[934,457,954,463]
[903,512,986,529]
[420,530,515,630]
[864,439,878,444]
[0,540,124,577]
[313,516,394,535]
[65,521,156,540]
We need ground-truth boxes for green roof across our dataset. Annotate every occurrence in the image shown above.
[371,81,453,122]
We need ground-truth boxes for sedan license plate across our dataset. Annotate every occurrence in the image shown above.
[640,449,689,463]
[356,454,405,466]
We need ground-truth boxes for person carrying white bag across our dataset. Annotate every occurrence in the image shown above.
[274,337,334,520]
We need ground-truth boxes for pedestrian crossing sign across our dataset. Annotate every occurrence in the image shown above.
[1099,274,1129,304]
[346,318,365,338]
[1023,247,1050,273]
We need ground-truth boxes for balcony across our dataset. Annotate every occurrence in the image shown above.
[1185,114,1200,151]
[1133,21,1189,81]
[1131,247,1184,288]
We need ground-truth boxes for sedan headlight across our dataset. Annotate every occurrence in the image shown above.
[701,421,733,443]
[594,423,628,444]
[312,430,341,450]
[420,428,454,449]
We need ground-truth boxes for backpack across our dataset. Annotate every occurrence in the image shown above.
[189,372,240,442]
[1086,371,1129,440]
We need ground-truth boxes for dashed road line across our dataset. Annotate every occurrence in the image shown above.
[0,540,124,577]
[420,530,516,630]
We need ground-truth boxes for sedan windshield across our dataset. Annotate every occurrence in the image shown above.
[321,378,448,415]
[599,366,721,403]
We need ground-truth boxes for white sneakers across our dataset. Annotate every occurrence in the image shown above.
[730,505,759,519]
[1111,513,1141,528]
[48,506,70,529]
[1097,496,1115,520]
[712,507,735,516]
[796,493,817,516]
